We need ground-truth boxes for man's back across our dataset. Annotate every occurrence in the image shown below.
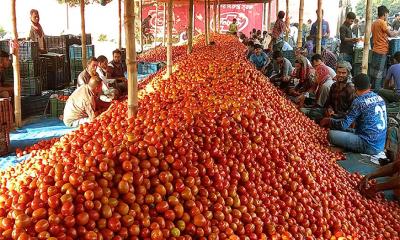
[386,63,400,94]
[63,85,95,127]
[372,19,389,54]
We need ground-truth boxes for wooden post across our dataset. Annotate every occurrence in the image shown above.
[218,1,221,33]
[163,3,167,46]
[11,0,21,127]
[362,0,372,74]
[297,0,304,47]
[124,0,138,118]
[166,0,173,77]
[154,3,158,47]
[316,0,322,54]
[188,0,194,53]
[267,0,271,31]
[285,0,289,41]
[118,0,122,49]
[204,0,208,44]
[207,0,211,41]
[80,0,87,68]
[276,0,279,17]
[139,0,143,52]
[213,1,217,32]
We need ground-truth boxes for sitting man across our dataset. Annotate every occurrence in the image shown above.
[63,77,102,128]
[378,51,400,103]
[77,57,98,87]
[358,159,400,200]
[96,55,119,102]
[270,50,294,90]
[249,44,269,74]
[287,58,312,97]
[107,49,127,94]
[0,51,12,98]
[324,61,356,119]
[320,74,387,157]
[314,46,337,71]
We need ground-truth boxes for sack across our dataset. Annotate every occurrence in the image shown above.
[385,117,400,162]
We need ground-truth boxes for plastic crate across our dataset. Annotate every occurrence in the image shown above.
[40,53,68,90]
[21,94,50,119]
[50,97,67,117]
[69,44,95,60]
[0,125,10,156]
[67,34,92,46]
[0,40,39,60]
[45,35,68,49]
[0,98,13,130]
[70,59,83,84]
[138,62,162,75]
[21,77,42,96]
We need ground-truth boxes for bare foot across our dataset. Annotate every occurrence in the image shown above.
[329,146,344,153]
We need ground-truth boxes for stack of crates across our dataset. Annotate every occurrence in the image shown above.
[21,93,51,119]
[50,96,68,118]
[69,44,95,85]
[40,53,68,90]
[2,41,44,96]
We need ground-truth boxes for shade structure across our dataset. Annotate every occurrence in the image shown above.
[153,0,270,3]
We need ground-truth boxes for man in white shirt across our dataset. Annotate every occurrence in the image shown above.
[96,55,119,102]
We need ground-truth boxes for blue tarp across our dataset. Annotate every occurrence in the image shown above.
[0,117,74,170]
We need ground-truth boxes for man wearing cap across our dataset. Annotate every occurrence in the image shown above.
[324,61,356,119]
[249,45,269,74]
[320,74,387,157]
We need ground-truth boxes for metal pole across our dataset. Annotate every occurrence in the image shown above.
[118,0,122,49]
[125,0,138,118]
[362,0,372,74]
[188,0,194,53]
[267,1,271,31]
[66,3,70,31]
[297,0,304,47]
[11,0,21,127]
[285,0,289,41]
[316,0,323,54]
[207,0,211,41]
[167,0,173,77]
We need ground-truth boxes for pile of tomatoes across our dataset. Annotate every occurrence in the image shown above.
[0,34,399,240]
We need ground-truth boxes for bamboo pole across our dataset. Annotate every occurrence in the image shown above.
[213,1,217,32]
[139,0,143,52]
[125,0,138,118]
[204,0,209,44]
[316,0,323,54]
[80,0,87,68]
[218,1,221,33]
[297,0,304,47]
[362,0,372,74]
[188,0,194,53]
[166,0,173,77]
[163,3,167,46]
[276,0,279,17]
[285,0,289,41]
[207,0,211,41]
[267,0,271,31]
[118,0,122,49]
[11,0,21,127]
[154,3,158,47]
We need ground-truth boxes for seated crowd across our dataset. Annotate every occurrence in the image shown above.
[63,49,128,127]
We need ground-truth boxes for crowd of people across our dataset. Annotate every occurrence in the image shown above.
[230,6,400,200]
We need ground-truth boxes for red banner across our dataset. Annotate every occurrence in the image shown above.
[142,3,263,38]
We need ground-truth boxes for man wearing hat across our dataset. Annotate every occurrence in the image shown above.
[320,74,387,157]
[249,44,269,74]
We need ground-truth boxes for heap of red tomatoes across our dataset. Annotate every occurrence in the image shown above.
[0,34,399,240]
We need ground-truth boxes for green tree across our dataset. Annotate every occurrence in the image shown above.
[0,26,6,39]
[356,0,400,19]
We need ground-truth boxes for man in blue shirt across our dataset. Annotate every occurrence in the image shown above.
[310,10,330,47]
[378,51,400,103]
[249,45,269,74]
[320,74,387,156]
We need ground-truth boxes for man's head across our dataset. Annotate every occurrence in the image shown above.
[311,54,323,67]
[147,15,152,19]
[378,5,389,20]
[97,55,108,70]
[278,11,285,20]
[393,52,400,64]
[262,31,268,36]
[254,45,263,55]
[353,73,371,95]
[30,9,40,24]
[252,28,256,33]
[0,51,11,71]
[396,13,400,20]
[315,9,324,17]
[294,59,302,70]
[112,49,122,64]
[232,18,237,24]
[272,51,284,63]
[87,57,98,76]
[307,19,312,24]
[345,12,356,26]
[88,76,102,95]
[256,30,261,36]
[336,61,352,83]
